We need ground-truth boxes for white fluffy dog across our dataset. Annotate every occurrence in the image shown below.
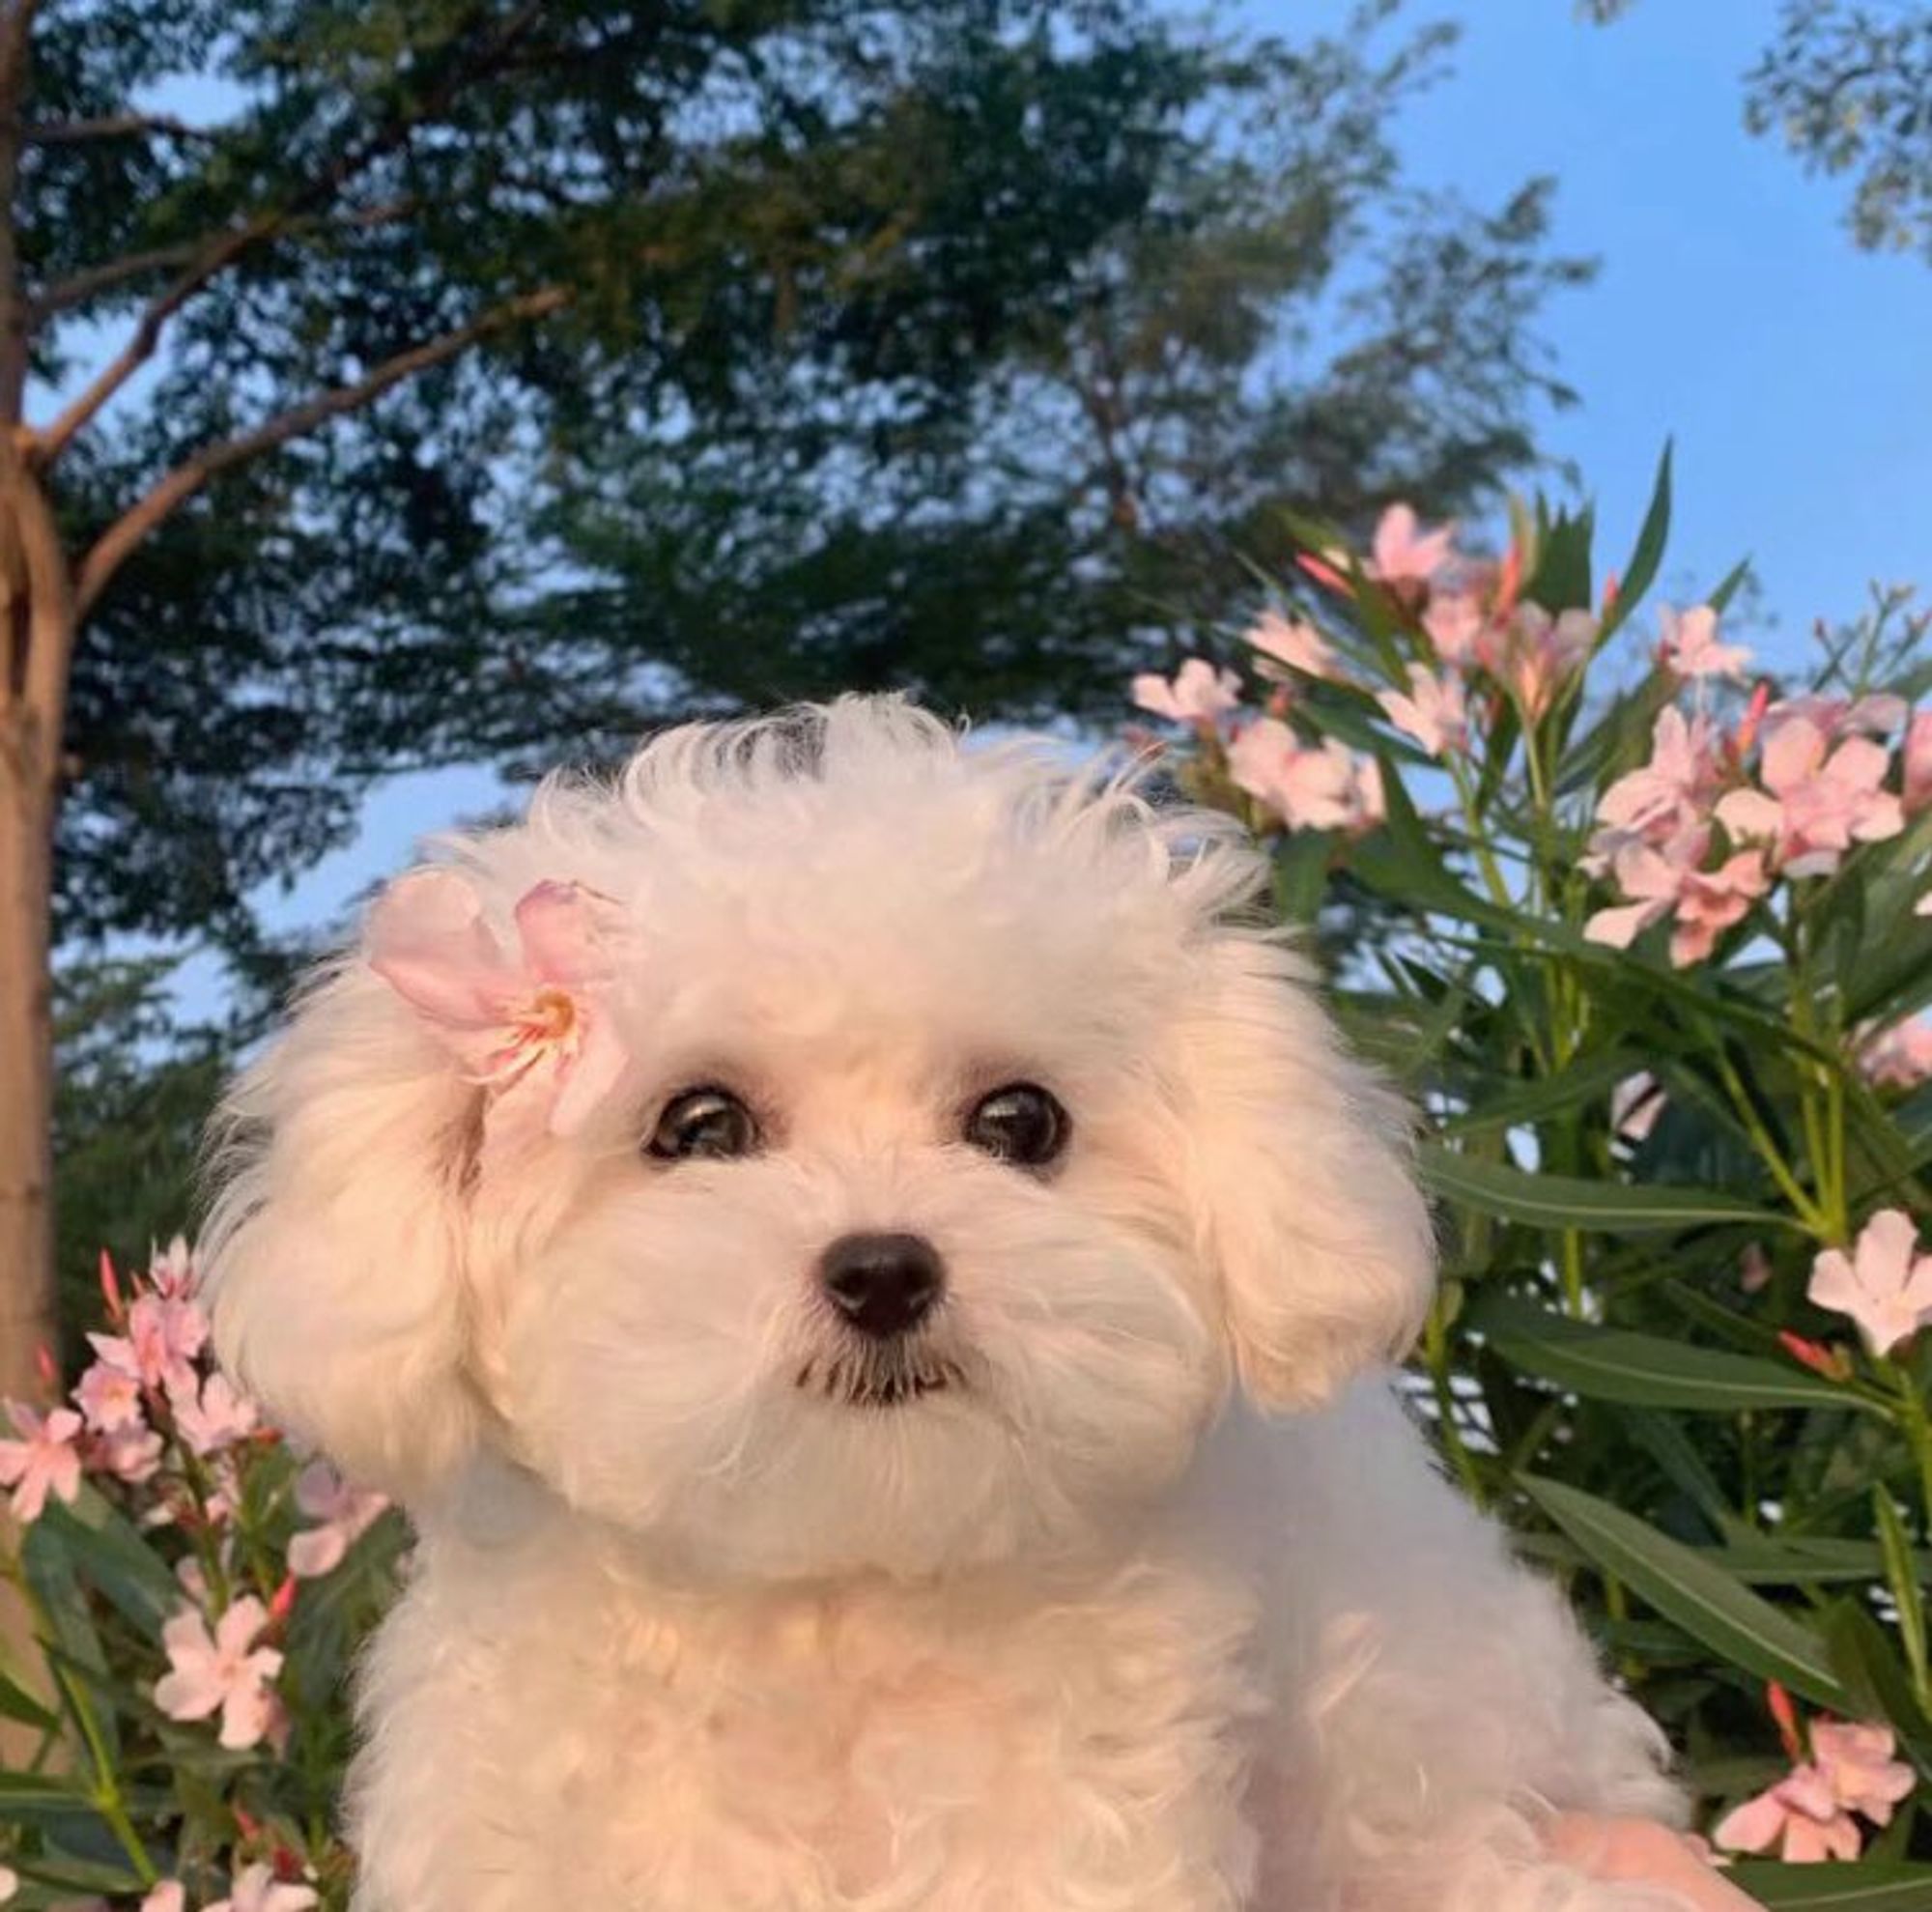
[204,698,1701,1911]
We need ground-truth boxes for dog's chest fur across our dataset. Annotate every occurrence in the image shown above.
[349,1524,1261,1912]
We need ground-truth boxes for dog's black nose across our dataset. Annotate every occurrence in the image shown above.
[818,1232,944,1338]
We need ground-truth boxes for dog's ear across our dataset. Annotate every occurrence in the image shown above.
[199,956,483,1498]
[1172,928,1435,1411]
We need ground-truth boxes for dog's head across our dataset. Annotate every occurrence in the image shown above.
[203,699,1433,1579]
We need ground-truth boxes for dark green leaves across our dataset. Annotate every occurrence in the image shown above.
[1520,1475,1850,1710]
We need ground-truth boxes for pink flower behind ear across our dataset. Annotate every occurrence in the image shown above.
[1807,1210,1932,1357]
[367,870,628,1139]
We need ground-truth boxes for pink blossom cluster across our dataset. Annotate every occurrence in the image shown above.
[1585,688,1931,970]
[1129,502,1618,832]
[1131,629,1387,836]
[0,1240,395,1766]
[1715,1690,1914,1863]
[0,1239,386,1910]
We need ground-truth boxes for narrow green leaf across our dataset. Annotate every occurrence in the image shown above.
[1469,1294,1872,1413]
[1421,1145,1790,1234]
[37,1486,182,1645]
[1597,442,1671,642]
[1435,1051,1632,1139]
[1874,1490,1930,1709]
[0,1662,59,1733]
[1823,1599,1932,1778]
[1730,1862,1932,1909]
[1519,1474,1849,1709]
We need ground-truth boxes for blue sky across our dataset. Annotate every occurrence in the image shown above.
[174,0,1932,1006]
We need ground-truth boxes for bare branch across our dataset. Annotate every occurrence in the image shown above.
[74,284,571,618]
[27,239,203,319]
[28,199,421,323]
[22,111,218,144]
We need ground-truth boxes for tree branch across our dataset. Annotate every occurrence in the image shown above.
[33,0,547,464]
[73,284,571,618]
[21,111,217,144]
[29,199,421,323]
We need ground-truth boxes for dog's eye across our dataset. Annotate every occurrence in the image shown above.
[963,1083,1068,1169]
[646,1088,761,1162]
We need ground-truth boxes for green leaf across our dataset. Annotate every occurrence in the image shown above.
[1419,1144,1790,1234]
[38,1485,183,1644]
[1823,1598,1932,1777]
[0,1769,93,1808]
[1730,1862,1932,1909]
[0,1662,60,1733]
[1597,441,1671,643]
[1874,1489,1930,1707]
[1468,1293,1872,1413]
[1435,1051,1633,1139]
[1519,1474,1850,1708]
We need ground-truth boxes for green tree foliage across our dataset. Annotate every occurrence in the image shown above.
[1585,1,1932,264]
[526,19,1590,733]
[38,0,1588,950]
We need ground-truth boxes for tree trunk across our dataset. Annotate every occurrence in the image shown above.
[0,453,72,1409]
[0,699,55,1402]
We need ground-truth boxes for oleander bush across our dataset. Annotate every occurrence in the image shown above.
[1131,453,1932,1905]
[3,455,1931,1909]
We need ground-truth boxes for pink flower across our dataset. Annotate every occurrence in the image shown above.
[149,1234,195,1299]
[1242,611,1338,682]
[1478,603,1595,720]
[1718,1716,1917,1863]
[1586,831,1768,967]
[87,1289,208,1399]
[1366,503,1455,588]
[1808,1210,1932,1357]
[208,1865,317,1912]
[143,1885,187,1912]
[1904,711,1932,814]
[1717,716,1905,877]
[73,1352,145,1433]
[154,1596,284,1750]
[1859,1017,1932,1089]
[1658,604,1751,683]
[0,1864,17,1903]
[1377,665,1467,757]
[95,1423,163,1485]
[1767,694,1908,741]
[170,1372,261,1458]
[288,1459,391,1579]
[1129,658,1241,727]
[1422,590,1485,668]
[368,870,629,1140]
[1229,721,1383,833]
[0,1401,84,1522]
[1715,1762,1861,1862]
[1811,1722,1916,1826]
[1586,709,1721,873]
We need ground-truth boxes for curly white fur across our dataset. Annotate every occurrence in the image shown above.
[203,699,1690,1910]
